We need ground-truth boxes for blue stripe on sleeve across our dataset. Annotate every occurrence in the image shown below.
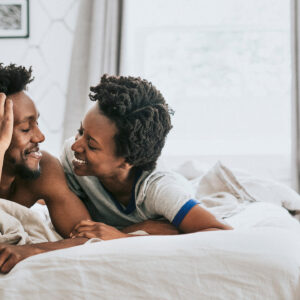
[172,199,200,227]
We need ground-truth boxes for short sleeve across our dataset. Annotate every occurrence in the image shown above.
[140,171,200,227]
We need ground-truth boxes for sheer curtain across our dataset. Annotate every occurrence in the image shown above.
[291,0,300,191]
[63,0,123,141]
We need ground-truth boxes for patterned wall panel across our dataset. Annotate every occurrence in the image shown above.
[0,0,80,157]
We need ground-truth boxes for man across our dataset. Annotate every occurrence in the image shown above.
[0,63,95,273]
[0,64,177,274]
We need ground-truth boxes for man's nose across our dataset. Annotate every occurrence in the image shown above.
[32,126,45,144]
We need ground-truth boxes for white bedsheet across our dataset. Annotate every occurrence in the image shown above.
[0,205,299,299]
[0,162,300,299]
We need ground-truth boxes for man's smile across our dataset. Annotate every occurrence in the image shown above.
[24,147,42,160]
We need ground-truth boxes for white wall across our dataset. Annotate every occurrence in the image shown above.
[0,0,80,157]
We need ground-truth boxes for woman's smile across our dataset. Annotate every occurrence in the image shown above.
[72,156,87,167]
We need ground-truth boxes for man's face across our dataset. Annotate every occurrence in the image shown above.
[3,91,45,179]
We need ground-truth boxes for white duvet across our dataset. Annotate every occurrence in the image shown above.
[0,162,300,300]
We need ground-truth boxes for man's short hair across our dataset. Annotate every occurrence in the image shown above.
[0,63,33,95]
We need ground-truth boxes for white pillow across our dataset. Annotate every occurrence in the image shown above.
[192,161,300,218]
[236,171,300,212]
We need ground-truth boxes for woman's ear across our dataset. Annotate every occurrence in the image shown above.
[119,161,132,170]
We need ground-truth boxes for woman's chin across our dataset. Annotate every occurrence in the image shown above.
[72,165,87,176]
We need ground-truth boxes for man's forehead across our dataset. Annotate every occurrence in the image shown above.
[10,91,39,124]
[10,91,33,103]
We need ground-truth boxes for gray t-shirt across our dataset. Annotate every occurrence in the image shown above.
[60,138,199,229]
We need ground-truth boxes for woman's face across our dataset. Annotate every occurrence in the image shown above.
[71,103,126,179]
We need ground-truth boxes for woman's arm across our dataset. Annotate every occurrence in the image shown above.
[121,220,180,235]
[70,205,232,240]
[70,219,180,240]
[178,205,233,233]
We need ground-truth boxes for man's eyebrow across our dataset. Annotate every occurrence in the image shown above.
[16,116,32,124]
[16,114,40,125]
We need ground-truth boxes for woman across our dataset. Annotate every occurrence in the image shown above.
[63,75,232,240]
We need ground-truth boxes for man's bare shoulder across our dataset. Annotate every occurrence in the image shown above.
[27,151,67,196]
[40,150,61,170]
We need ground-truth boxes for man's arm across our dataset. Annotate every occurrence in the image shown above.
[30,151,91,238]
[0,237,88,274]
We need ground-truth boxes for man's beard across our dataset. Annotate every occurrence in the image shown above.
[15,164,41,180]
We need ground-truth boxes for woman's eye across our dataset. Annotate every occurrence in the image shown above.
[88,144,96,150]
[77,128,83,135]
[21,128,30,133]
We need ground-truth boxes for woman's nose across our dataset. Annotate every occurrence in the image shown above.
[71,136,84,152]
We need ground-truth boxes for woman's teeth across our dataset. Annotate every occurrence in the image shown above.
[74,157,87,165]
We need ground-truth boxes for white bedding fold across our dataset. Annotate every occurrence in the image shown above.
[0,199,61,245]
[192,161,300,220]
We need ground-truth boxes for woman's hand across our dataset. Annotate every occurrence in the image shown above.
[0,93,13,152]
[122,220,180,235]
[70,220,130,240]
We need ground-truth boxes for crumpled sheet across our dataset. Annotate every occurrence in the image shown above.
[192,161,300,221]
[0,198,62,245]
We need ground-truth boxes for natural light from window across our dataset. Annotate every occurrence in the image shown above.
[120,0,291,184]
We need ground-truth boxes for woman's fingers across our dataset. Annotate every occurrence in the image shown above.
[73,225,95,234]
[73,231,98,239]
[72,219,93,232]
[70,220,102,237]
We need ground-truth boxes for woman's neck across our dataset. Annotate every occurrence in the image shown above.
[98,168,137,206]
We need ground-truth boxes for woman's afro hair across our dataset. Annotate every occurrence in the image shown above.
[89,74,173,172]
[0,63,33,95]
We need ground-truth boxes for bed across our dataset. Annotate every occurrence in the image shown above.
[0,161,299,300]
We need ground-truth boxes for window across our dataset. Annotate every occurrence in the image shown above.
[120,0,291,184]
